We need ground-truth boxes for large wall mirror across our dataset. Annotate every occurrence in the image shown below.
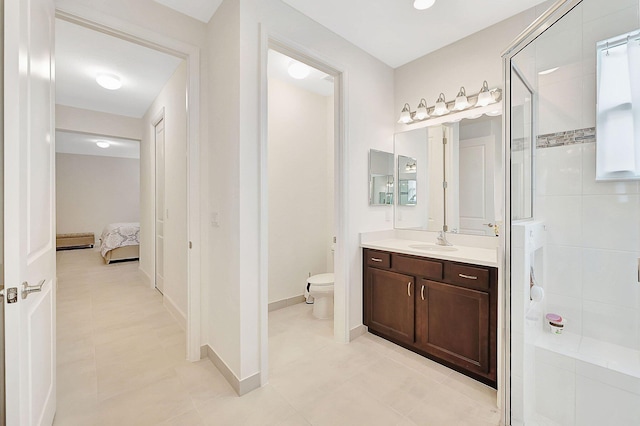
[369,149,394,205]
[394,115,502,236]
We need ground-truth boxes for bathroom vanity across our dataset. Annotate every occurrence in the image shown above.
[362,243,497,388]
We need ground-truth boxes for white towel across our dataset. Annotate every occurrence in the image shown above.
[597,43,636,174]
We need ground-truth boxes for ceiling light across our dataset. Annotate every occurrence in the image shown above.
[414,0,436,10]
[96,73,122,90]
[96,141,110,149]
[453,87,471,111]
[397,103,413,124]
[476,80,495,107]
[414,98,429,120]
[288,61,311,79]
[432,93,450,116]
[538,67,559,75]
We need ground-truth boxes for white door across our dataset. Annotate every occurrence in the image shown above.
[4,0,57,424]
[458,135,495,236]
[155,118,165,294]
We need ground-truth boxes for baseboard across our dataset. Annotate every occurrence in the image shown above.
[163,294,187,331]
[138,266,152,286]
[349,324,367,341]
[201,344,261,396]
[268,295,306,312]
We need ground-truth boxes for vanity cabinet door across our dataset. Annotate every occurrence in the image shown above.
[415,280,490,375]
[365,268,415,345]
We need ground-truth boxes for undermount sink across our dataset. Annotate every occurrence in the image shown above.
[408,244,458,252]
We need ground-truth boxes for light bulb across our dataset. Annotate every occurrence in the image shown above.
[288,61,310,79]
[414,98,429,120]
[476,80,495,107]
[398,103,413,124]
[453,87,471,111]
[96,73,122,90]
[432,93,449,116]
[414,0,436,10]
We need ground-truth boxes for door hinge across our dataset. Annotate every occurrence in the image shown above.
[189,241,193,249]
[443,181,448,189]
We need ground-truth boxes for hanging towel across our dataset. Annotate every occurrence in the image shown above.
[628,38,640,174]
[597,43,636,175]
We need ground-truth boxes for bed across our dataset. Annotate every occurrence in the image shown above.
[100,222,140,264]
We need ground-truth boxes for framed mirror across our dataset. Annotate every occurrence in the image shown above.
[369,149,394,205]
[394,115,501,236]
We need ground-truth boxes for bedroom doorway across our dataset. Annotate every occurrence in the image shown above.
[54,12,195,370]
[154,116,165,295]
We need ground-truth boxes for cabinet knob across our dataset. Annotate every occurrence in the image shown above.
[421,285,425,301]
[407,282,412,297]
[371,257,383,263]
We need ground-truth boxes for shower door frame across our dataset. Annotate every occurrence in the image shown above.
[500,0,584,423]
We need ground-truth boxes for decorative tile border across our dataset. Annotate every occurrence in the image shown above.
[536,127,596,149]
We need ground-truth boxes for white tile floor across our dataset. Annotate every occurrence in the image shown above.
[55,248,500,425]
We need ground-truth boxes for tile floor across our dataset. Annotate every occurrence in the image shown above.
[55,248,500,425]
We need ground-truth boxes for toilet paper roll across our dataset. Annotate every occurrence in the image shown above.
[530,285,544,302]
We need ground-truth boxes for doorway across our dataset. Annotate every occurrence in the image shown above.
[57,12,200,361]
[260,39,347,384]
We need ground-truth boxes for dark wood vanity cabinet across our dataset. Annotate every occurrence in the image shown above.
[363,248,497,388]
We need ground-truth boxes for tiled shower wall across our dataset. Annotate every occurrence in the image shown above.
[535,139,640,350]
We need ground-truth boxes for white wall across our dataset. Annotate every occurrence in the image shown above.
[56,104,142,140]
[268,77,332,304]
[141,61,189,323]
[56,153,140,242]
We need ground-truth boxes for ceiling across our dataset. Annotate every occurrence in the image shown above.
[155,0,548,68]
[56,131,140,159]
[55,19,183,118]
[268,50,334,97]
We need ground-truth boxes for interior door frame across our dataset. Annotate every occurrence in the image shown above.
[152,110,166,295]
[259,29,349,386]
[54,7,202,362]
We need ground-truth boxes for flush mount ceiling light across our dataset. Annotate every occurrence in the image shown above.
[95,73,122,90]
[96,140,110,149]
[397,103,413,124]
[476,80,496,107]
[414,98,429,120]
[288,61,311,79]
[453,87,471,111]
[414,0,436,10]
[432,93,450,116]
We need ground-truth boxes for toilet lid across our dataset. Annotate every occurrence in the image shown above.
[307,273,334,286]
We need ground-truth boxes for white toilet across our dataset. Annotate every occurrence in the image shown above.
[305,244,335,319]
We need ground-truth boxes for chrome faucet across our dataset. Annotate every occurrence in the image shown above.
[436,230,453,246]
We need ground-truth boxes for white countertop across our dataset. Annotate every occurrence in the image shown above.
[361,238,498,268]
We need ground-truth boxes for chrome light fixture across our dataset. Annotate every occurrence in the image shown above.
[453,86,471,111]
[414,0,436,10]
[432,93,449,116]
[414,98,429,120]
[398,103,413,124]
[476,80,495,107]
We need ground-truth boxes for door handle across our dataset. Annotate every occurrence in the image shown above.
[22,280,45,299]
[421,285,425,301]
[407,282,412,297]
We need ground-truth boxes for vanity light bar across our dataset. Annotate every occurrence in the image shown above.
[397,81,502,124]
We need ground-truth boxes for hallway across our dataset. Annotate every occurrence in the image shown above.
[55,249,499,425]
